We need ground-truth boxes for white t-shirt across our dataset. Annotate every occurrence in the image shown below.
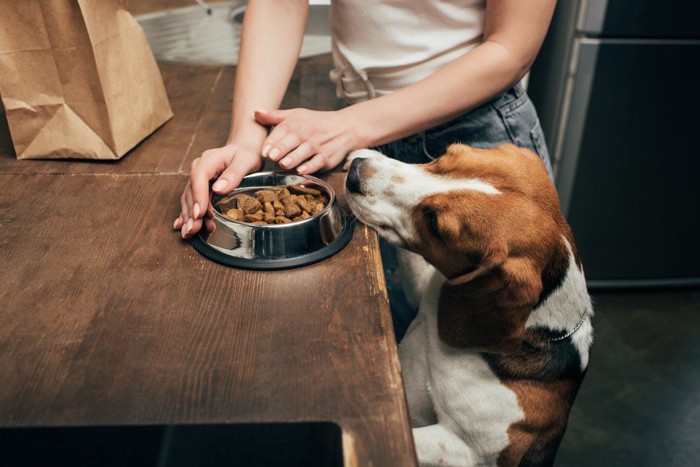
[329,0,486,102]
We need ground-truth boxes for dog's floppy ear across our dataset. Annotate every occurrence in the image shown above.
[437,254,543,354]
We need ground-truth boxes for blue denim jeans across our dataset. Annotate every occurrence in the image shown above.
[374,82,553,341]
[377,82,553,176]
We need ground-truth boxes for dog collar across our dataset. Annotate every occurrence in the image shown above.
[548,311,589,343]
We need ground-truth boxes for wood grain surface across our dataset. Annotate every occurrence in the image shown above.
[0,56,416,465]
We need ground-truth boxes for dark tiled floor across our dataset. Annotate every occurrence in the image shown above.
[382,242,700,466]
[557,287,700,467]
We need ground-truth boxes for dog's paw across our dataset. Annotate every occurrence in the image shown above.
[342,149,385,171]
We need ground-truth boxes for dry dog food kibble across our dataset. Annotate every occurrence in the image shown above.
[215,184,328,225]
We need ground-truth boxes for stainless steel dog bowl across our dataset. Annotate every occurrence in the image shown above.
[191,172,353,270]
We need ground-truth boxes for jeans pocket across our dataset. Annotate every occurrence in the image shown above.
[499,93,537,149]
[530,119,554,179]
[500,95,554,179]
[529,119,546,159]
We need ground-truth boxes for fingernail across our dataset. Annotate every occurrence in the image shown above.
[280,157,291,167]
[212,180,228,192]
[174,218,181,229]
[297,164,307,174]
[268,148,280,160]
[193,202,200,219]
[180,219,194,238]
[262,144,271,156]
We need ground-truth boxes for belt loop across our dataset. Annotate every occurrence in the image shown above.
[330,65,376,101]
[513,81,525,98]
[329,65,346,100]
[357,69,377,100]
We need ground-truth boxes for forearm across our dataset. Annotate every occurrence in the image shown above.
[342,42,524,147]
[229,0,308,144]
[343,0,556,148]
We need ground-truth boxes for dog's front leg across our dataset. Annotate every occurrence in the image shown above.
[413,424,482,467]
[396,248,435,310]
[399,313,437,427]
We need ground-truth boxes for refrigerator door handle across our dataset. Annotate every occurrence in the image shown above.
[577,0,609,35]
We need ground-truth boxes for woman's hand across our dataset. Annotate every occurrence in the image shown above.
[173,141,264,239]
[254,108,362,175]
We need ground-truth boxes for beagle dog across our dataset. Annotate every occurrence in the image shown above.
[344,144,593,466]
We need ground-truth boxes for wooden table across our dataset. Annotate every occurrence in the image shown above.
[0,58,417,466]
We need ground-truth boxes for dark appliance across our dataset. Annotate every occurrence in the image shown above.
[529,0,700,287]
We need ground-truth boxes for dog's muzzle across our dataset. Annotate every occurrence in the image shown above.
[345,157,365,194]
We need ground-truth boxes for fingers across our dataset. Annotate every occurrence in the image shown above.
[260,118,323,171]
[263,130,333,173]
[299,151,349,175]
[174,180,193,231]
[180,217,204,239]
[190,148,232,210]
[222,149,266,191]
[278,141,315,170]
[256,109,288,159]
[263,130,302,162]
[254,109,286,127]
[182,152,262,239]
[297,152,328,174]
[176,186,199,238]
[215,164,249,197]
[204,217,216,233]
[257,108,309,162]
[175,146,235,239]
[175,196,216,238]
[177,183,202,239]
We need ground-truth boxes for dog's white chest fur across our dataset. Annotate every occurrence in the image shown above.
[400,272,524,466]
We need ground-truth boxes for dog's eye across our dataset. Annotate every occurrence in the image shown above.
[425,210,441,238]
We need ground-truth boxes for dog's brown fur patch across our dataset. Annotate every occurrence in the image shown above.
[484,327,586,464]
[391,175,406,185]
[407,144,576,352]
[496,378,581,466]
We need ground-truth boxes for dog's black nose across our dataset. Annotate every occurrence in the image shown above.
[345,158,365,194]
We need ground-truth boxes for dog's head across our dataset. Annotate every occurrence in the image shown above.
[345,144,579,353]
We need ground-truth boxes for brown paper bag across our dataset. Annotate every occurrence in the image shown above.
[0,0,173,160]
